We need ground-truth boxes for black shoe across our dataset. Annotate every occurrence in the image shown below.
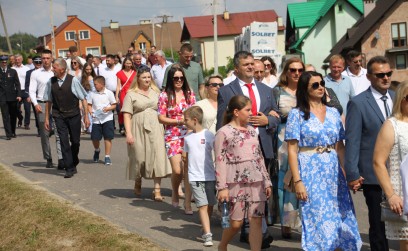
[261,233,274,249]
[73,168,78,174]
[64,171,74,178]
[18,120,22,127]
[57,159,65,170]
[46,159,53,168]
[6,136,11,140]
[11,133,16,138]
[24,125,30,130]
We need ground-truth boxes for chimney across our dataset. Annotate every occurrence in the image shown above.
[223,11,230,20]
[53,26,57,32]
[67,15,77,21]
[363,0,376,17]
[110,20,119,29]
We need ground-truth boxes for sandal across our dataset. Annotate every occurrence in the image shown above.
[134,178,142,197]
[152,188,164,202]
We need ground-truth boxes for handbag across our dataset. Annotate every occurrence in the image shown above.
[283,169,296,193]
[380,201,408,222]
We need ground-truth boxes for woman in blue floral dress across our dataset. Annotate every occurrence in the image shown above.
[285,71,361,250]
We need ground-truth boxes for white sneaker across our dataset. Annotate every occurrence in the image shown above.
[202,233,213,247]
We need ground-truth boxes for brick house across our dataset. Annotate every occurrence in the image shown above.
[327,0,408,82]
[39,15,102,58]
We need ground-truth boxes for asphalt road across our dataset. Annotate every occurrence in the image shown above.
[0,115,400,250]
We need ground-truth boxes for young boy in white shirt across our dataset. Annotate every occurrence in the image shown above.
[87,76,116,165]
[183,106,216,247]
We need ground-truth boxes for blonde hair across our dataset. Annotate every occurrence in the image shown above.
[184,106,203,124]
[201,74,223,98]
[128,70,160,94]
[329,54,345,65]
[392,80,408,120]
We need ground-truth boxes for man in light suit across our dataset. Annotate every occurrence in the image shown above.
[216,51,280,248]
[345,56,394,251]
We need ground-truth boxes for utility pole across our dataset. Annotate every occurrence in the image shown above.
[213,0,218,74]
[49,0,56,57]
[0,3,13,54]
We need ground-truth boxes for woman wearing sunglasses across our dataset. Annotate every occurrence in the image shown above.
[158,64,196,213]
[69,56,83,79]
[285,71,361,250]
[260,56,278,88]
[194,75,223,135]
[271,57,304,238]
[121,67,171,201]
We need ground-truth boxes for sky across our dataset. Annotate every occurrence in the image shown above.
[0,0,303,37]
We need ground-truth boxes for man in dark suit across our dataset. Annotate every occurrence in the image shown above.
[216,51,280,248]
[0,55,21,140]
[345,56,394,251]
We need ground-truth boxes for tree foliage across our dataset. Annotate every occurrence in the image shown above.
[0,32,38,54]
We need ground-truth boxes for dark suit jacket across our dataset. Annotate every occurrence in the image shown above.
[345,87,395,184]
[216,78,280,159]
[0,67,21,102]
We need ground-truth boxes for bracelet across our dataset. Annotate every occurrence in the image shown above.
[294,179,302,185]
[387,193,396,201]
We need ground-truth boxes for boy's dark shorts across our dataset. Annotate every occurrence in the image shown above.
[91,120,114,141]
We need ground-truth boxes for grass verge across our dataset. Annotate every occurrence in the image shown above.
[0,165,165,250]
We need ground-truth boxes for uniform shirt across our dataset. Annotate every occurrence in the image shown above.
[29,67,54,105]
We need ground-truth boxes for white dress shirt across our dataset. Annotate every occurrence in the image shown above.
[100,66,119,92]
[370,86,393,119]
[12,64,30,90]
[342,67,371,95]
[238,78,261,134]
[29,67,54,106]
[151,61,172,89]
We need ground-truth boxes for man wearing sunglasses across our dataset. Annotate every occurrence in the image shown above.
[345,56,394,251]
[342,50,371,95]
[0,55,21,140]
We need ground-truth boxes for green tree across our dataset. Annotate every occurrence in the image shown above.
[0,32,38,53]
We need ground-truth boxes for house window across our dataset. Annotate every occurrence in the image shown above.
[338,4,343,12]
[86,47,100,56]
[396,54,406,69]
[392,23,407,47]
[79,30,90,40]
[58,49,69,58]
[139,42,146,52]
[65,31,75,41]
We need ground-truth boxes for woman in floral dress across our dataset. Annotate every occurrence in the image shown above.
[158,64,196,210]
[285,71,361,250]
[216,95,272,251]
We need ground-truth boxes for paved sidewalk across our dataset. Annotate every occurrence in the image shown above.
[0,118,399,250]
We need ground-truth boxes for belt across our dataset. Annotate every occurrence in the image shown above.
[299,144,335,154]
[37,100,47,103]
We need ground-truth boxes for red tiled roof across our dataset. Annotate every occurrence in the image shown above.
[182,10,283,40]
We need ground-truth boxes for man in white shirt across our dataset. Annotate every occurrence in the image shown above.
[12,54,30,128]
[341,50,371,95]
[100,54,118,92]
[93,56,103,76]
[29,49,63,169]
[150,50,171,90]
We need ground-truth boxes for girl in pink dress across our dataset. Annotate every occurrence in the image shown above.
[116,57,136,134]
[215,95,272,251]
[158,64,196,210]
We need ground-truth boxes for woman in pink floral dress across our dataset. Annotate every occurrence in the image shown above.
[158,64,196,210]
[215,95,272,251]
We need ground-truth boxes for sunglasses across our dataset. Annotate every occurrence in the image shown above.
[71,62,78,65]
[34,61,42,64]
[206,83,224,87]
[173,76,184,82]
[311,81,325,90]
[289,68,304,74]
[373,71,393,79]
[353,59,363,64]
[264,63,271,68]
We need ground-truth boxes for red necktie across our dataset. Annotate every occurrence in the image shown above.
[245,83,257,116]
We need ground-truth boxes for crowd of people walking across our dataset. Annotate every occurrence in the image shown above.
[1,42,408,251]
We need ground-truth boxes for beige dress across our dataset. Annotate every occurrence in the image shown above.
[121,89,171,180]
[194,98,217,135]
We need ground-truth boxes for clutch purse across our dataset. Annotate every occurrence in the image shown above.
[380,201,408,222]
